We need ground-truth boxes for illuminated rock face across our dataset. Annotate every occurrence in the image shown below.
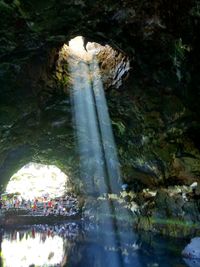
[6,162,68,200]
[56,36,130,91]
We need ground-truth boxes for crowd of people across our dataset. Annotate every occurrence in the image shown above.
[0,193,79,217]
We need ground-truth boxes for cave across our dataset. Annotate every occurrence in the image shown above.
[0,35,131,195]
[1,1,200,266]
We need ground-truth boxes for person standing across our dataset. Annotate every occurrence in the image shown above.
[33,200,37,212]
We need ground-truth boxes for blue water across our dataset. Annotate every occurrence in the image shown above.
[0,222,193,267]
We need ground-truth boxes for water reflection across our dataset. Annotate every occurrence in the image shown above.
[0,223,80,267]
[2,233,64,267]
[0,223,190,267]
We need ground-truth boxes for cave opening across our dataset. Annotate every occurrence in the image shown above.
[56,35,130,91]
[5,162,69,200]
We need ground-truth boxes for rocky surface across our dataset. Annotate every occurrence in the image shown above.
[182,237,200,259]
[93,43,130,90]
[55,42,130,91]
[82,184,200,237]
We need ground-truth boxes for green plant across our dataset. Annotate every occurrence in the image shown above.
[112,120,126,136]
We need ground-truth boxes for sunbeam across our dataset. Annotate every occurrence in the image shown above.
[67,36,136,267]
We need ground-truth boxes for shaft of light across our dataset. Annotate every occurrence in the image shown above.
[68,42,136,267]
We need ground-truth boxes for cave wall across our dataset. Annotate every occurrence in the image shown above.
[0,0,200,195]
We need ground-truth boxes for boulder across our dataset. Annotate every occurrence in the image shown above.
[182,237,200,259]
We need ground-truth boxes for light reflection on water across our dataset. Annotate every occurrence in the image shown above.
[1,232,64,267]
[0,223,80,267]
[0,222,190,267]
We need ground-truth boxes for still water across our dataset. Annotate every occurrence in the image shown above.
[0,222,196,267]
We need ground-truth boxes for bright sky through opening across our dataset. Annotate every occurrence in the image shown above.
[68,36,96,60]
[68,36,85,53]
[6,162,68,200]
[68,36,89,59]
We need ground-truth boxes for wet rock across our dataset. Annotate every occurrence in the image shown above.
[182,237,200,259]
[170,157,199,185]
[183,258,200,267]
[153,188,199,220]
[129,202,139,213]
[127,169,160,188]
